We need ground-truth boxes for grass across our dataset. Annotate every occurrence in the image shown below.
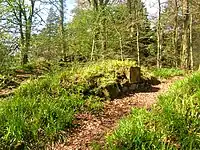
[152,68,184,79]
[105,72,200,150]
[0,60,146,148]
[0,74,84,148]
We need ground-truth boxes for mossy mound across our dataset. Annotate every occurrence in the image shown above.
[59,60,156,99]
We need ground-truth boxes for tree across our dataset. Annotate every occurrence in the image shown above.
[73,0,151,62]
[181,0,190,69]
[127,0,150,66]
[58,0,67,60]
[89,0,110,59]
[189,11,193,70]
[46,0,68,60]
[45,7,59,53]
[46,7,59,38]
[173,0,179,67]
[157,0,162,68]
[30,7,60,61]
[4,0,36,65]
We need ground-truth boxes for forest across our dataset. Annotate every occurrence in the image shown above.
[0,0,199,149]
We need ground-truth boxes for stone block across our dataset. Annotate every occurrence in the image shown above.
[129,67,141,83]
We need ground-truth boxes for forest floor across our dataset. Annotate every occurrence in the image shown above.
[51,76,184,150]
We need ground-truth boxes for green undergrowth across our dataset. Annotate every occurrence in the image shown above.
[0,60,152,148]
[152,68,184,79]
[105,72,200,150]
[0,60,64,90]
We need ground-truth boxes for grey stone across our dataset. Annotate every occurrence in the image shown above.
[129,84,137,91]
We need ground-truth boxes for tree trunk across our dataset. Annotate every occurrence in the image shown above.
[91,36,96,60]
[19,4,26,65]
[127,0,134,38]
[136,25,140,66]
[21,0,35,65]
[135,0,140,66]
[181,0,190,69]
[119,36,123,61]
[24,18,32,65]
[173,0,178,67]
[157,0,162,68]
[101,13,107,53]
[189,13,193,70]
[59,0,67,61]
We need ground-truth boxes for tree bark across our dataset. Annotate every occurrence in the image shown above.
[136,0,140,66]
[91,36,95,60]
[59,0,67,61]
[181,0,190,69]
[17,0,35,65]
[136,24,140,66]
[18,1,26,65]
[173,0,178,67]
[101,10,107,53]
[189,13,193,70]
[127,0,134,38]
[157,0,162,68]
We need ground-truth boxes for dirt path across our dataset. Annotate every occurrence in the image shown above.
[50,77,183,150]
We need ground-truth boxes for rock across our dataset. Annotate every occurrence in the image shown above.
[129,67,141,83]
[122,86,129,93]
[150,77,161,85]
[137,83,151,92]
[104,83,121,99]
[129,84,137,91]
[121,81,130,93]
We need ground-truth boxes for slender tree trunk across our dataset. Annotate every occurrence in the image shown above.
[120,36,123,61]
[127,0,134,38]
[157,0,162,68]
[59,0,67,61]
[181,0,190,69]
[19,5,26,65]
[189,13,193,70]
[136,25,140,66]
[173,0,178,67]
[21,0,35,65]
[135,0,140,66]
[18,0,27,65]
[101,12,107,52]
[91,36,95,60]
[23,21,31,65]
